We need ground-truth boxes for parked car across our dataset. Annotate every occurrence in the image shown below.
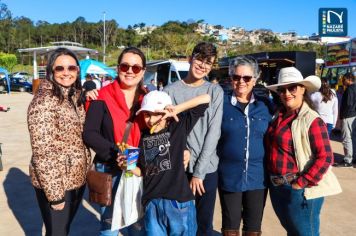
[143,60,190,87]
[10,72,31,79]
[0,77,8,92]
[10,77,32,92]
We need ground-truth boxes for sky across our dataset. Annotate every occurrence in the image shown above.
[2,0,356,37]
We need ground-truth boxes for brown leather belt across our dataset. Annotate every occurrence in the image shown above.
[270,173,298,186]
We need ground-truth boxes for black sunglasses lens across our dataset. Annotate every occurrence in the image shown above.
[232,75,241,81]
[277,85,298,94]
[242,76,252,82]
[277,87,286,94]
[232,75,252,82]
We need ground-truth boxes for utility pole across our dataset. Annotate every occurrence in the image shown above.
[103,11,106,64]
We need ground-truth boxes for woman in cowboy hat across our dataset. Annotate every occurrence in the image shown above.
[265,67,342,236]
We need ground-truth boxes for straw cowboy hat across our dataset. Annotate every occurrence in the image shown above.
[266,67,321,93]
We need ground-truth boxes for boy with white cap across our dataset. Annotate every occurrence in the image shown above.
[119,90,210,236]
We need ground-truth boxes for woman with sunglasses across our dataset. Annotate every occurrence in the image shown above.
[83,47,146,236]
[265,67,342,236]
[217,56,274,236]
[28,48,91,236]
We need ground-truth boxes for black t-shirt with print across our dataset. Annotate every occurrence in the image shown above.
[138,104,208,206]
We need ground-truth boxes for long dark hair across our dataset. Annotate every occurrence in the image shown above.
[320,80,334,103]
[303,92,316,111]
[46,48,82,106]
[117,47,147,121]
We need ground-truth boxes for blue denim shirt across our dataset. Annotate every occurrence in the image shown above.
[217,92,273,192]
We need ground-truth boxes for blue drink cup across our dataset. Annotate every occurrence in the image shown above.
[124,147,140,170]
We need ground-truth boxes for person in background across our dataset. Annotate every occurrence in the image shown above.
[157,81,164,91]
[102,76,113,87]
[92,74,102,90]
[83,47,147,236]
[83,74,97,92]
[209,76,220,84]
[27,48,91,236]
[335,72,356,167]
[0,105,10,112]
[120,91,210,236]
[146,79,157,92]
[164,42,223,236]
[217,56,273,236]
[265,67,342,236]
[310,80,338,135]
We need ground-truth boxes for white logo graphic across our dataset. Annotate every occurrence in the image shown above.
[327,10,343,24]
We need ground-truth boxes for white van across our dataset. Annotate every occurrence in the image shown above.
[143,60,190,88]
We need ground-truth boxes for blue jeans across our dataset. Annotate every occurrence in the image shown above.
[326,123,333,136]
[269,184,324,236]
[96,163,145,236]
[145,198,197,236]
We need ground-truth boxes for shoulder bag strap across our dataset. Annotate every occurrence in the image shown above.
[121,121,133,144]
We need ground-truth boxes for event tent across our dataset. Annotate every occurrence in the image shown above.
[0,68,10,93]
[79,59,117,82]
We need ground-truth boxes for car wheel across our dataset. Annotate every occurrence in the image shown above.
[19,87,26,92]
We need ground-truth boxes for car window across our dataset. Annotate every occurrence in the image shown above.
[170,71,179,83]
[178,71,188,80]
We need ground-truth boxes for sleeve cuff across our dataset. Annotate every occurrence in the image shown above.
[295,176,310,188]
[193,172,206,181]
[50,198,65,205]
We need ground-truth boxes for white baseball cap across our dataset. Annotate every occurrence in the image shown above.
[136,90,172,115]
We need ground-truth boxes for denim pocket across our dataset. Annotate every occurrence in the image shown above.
[170,200,191,212]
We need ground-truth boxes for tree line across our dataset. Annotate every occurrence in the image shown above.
[0,0,324,70]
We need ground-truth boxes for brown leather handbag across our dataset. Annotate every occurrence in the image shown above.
[87,164,113,206]
[86,122,132,206]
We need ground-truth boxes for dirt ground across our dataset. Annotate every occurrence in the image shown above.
[0,92,355,236]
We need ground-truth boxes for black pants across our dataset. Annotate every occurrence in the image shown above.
[219,188,267,232]
[188,171,218,236]
[34,185,85,236]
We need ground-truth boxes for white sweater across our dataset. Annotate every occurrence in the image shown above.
[310,91,338,127]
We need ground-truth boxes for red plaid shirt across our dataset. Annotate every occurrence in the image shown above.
[266,110,333,188]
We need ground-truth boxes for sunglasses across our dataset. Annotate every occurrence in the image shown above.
[276,84,299,94]
[53,65,78,73]
[118,63,143,74]
[231,74,254,82]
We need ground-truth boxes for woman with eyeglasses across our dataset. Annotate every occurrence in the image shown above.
[28,48,91,236]
[265,67,342,236]
[217,56,274,236]
[83,47,146,236]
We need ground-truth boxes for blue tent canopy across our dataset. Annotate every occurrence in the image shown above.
[0,67,10,93]
[79,59,117,83]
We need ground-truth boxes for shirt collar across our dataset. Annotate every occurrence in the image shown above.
[231,92,255,106]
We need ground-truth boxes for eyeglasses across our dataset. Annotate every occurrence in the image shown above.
[276,84,299,94]
[193,57,214,69]
[53,65,78,73]
[118,63,143,74]
[231,74,254,82]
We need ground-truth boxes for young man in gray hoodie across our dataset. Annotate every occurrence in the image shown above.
[164,42,223,236]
